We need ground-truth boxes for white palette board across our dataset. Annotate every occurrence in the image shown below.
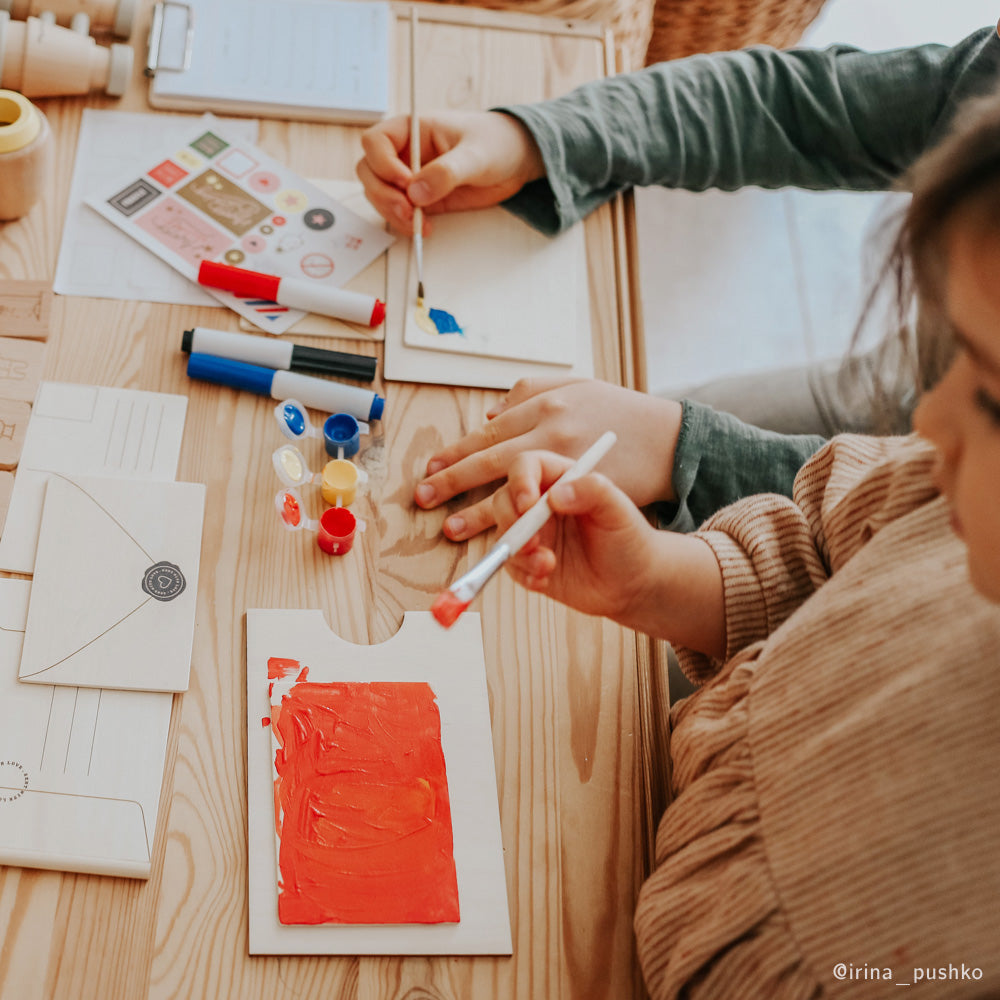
[19,475,206,693]
[384,209,594,389]
[401,208,580,366]
[55,110,259,307]
[246,609,511,955]
[0,578,174,878]
[0,383,188,575]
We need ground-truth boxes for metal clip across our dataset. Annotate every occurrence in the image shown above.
[146,0,194,77]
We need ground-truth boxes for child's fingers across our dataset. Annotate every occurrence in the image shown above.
[547,472,637,532]
[359,118,413,186]
[506,546,556,591]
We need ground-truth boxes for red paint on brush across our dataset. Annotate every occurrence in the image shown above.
[431,589,469,628]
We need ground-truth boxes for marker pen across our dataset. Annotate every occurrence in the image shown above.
[186,353,384,422]
[198,260,385,327]
[181,327,377,382]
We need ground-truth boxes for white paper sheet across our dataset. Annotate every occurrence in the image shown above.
[55,110,259,306]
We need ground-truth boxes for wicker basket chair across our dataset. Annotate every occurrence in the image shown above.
[645,0,828,65]
[420,0,827,69]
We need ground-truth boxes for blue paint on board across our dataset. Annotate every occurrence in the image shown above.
[429,308,463,335]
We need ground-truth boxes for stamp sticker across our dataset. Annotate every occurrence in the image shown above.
[177,170,271,236]
[135,198,232,268]
[108,178,161,217]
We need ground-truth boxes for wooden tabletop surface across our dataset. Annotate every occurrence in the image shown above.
[0,3,667,997]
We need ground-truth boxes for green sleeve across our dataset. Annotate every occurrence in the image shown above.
[499,26,1000,234]
[659,400,826,532]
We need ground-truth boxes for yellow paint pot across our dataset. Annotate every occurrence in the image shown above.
[321,458,363,507]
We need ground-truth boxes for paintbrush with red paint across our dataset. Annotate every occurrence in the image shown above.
[431,431,618,628]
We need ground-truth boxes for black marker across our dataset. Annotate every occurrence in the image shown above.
[180,327,377,383]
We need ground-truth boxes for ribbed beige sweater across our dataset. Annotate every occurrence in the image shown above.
[635,435,1000,999]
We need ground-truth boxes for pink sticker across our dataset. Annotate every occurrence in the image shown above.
[249,171,281,193]
[300,253,334,279]
[272,216,286,226]
[134,198,232,268]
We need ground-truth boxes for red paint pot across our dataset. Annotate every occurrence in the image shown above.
[317,506,357,555]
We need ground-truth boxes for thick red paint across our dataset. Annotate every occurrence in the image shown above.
[272,679,460,925]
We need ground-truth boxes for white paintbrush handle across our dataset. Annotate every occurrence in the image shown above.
[495,430,617,555]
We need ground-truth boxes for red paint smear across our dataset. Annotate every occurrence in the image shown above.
[262,717,271,727]
[272,680,460,925]
[268,657,309,680]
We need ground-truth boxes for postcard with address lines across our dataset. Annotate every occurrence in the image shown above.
[0,382,188,576]
[0,577,174,878]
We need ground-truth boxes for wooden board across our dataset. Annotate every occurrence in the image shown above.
[246,610,511,955]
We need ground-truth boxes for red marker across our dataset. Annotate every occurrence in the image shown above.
[198,260,385,327]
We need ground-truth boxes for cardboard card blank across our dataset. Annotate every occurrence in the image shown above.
[384,215,594,390]
[0,578,174,878]
[19,474,205,693]
[401,208,581,366]
[246,609,511,955]
[0,382,188,575]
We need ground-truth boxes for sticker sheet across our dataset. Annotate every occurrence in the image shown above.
[86,118,394,334]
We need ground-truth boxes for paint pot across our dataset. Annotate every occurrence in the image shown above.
[272,443,319,489]
[320,458,366,508]
[0,12,133,98]
[323,412,361,458]
[317,506,357,555]
[0,88,50,220]
[0,0,137,38]
[274,486,365,556]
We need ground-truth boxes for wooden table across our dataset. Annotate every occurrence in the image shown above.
[0,3,667,997]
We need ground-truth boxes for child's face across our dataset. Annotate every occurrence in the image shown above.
[913,219,1000,603]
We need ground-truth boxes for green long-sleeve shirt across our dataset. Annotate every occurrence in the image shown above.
[497,26,1000,529]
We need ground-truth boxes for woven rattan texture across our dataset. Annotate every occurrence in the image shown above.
[645,0,828,64]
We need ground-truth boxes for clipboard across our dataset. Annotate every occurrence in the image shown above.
[145,0,391,124]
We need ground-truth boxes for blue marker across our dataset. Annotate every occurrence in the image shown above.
[186,353,384,423]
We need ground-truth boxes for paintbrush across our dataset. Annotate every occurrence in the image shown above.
[431,431,618,628]
[409,6,425,305]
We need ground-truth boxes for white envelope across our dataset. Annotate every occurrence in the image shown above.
[18,474,205,692]
[0,578,173,878]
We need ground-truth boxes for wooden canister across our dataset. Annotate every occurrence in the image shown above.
[0,88,52,220]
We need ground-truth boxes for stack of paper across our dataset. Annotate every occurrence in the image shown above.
[0,382,205,878]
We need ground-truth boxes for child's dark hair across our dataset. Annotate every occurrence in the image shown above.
[850,87,1000,431]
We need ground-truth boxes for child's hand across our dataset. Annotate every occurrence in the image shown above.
[492,449,662,623]
[493,448,727,655]
[357,111,544,234]
[415,378,683,541]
